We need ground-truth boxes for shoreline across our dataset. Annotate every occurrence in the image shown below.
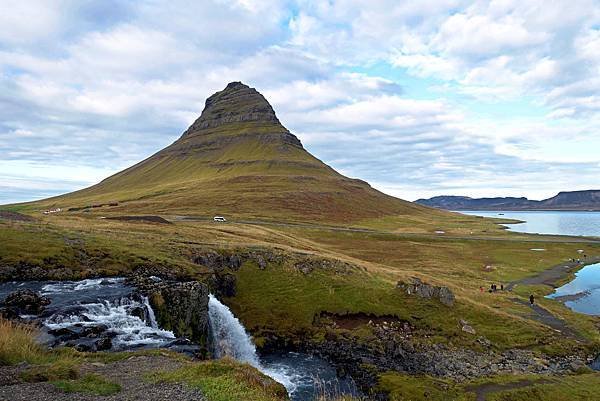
[550,290,591,303]
[507,255,600,291]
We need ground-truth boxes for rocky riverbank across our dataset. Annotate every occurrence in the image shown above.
[255,314,592,397]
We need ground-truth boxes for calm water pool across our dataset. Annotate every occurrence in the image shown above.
[459,210,600,237]
[547,263,600,315]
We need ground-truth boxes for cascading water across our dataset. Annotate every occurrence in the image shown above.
[208,294,261,365]
[208,294,296,393]
[143,295,159,329]
[45,296,175,348]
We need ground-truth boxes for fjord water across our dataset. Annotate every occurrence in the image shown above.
[459,210,600,237]
[547,263,600,315]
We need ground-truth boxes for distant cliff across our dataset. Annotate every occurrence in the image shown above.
[416,190,600,211]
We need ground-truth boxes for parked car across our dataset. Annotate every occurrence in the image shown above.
[213,216,227,222]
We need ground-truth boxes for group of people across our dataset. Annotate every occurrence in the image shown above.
[479,283,536,305]
[480,283,504,293]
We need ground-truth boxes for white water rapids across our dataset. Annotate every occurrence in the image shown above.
[40,278,175,349]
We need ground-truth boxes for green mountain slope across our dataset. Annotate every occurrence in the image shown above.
[27,82,442,222]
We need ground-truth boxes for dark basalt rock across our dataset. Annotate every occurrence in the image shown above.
[209,273,236,297]
[184,82,282,133]
[397,277,455,307]
[191,248,360,275]
[95,336,112,351]
[131,277,209,348]
[83,325,109,338]
[130,306,147,322]
[2,289,51,315]
[73,343,93,352]
[193,252,242,272]
[275,319,590,395]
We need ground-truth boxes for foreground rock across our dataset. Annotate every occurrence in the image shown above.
[1,289,51,317]
[131,277,210,349]
[316,322,589,391]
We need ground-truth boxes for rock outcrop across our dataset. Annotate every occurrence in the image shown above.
[295,319,589,394]
[132,277,210,347]
[397,277,455,307]
[1,289,51,317]
[183,82,287,133]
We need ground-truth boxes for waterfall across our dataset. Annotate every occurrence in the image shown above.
[208,294,295,393]
[142,296,159,329]
[208,294,261,366]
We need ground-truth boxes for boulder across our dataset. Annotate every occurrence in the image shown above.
[83,325,109,338]
[397,277,455,307]
[193,252,242,272]
[2,289,51,315]
[459,319,476,335]
[130,306,147,322]
[255,254,267,270]
[95,337,112,351]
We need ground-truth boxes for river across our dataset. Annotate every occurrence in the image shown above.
[0,278,358,401]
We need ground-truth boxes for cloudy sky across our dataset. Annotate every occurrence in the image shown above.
[2,0,600,204]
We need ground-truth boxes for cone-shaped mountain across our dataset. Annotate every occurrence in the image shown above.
[38,82,434,222]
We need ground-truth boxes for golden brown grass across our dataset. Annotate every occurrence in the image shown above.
[0,318,49,365]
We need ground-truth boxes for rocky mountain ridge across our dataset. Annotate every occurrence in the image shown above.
[417,190,600,210]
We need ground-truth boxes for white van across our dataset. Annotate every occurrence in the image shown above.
[213,216,227,222]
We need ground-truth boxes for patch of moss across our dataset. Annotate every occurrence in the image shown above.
[149,358,288,401]
[21,359,79,382]
[53,373,121,396]
[377,372,468,401]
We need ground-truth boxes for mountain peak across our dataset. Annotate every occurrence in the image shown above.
[183,81,280,137]
[46,81,429,222]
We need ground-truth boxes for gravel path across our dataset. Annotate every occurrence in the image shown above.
[510,298,585,341]
[502,256,600,343]
[0,355,205,401]
[506,255,600,291]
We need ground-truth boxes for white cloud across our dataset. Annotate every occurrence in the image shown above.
[1,0,600,204]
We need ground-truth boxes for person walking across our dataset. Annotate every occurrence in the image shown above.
[529,294,535,305]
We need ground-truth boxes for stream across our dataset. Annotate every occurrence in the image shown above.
[0,278,359,401]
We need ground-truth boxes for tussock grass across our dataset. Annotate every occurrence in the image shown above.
[0,318,49,365]
[53,373,121,396]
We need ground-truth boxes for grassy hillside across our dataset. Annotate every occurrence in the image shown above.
[1,214,600,399]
